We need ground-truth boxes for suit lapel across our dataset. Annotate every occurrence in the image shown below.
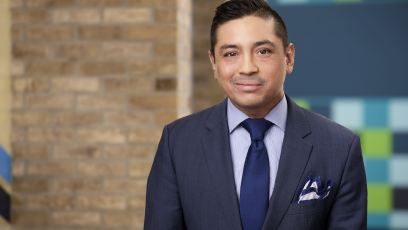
[202,99,243,230]
[262,95,313,230]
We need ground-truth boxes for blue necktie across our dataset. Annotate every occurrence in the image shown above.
[239,118,273,230]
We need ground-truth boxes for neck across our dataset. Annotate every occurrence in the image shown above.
[232,91,284,119]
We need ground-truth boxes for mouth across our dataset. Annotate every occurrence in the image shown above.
[234,80,263,92]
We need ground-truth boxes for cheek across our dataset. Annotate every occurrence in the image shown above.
[217,63,236,82]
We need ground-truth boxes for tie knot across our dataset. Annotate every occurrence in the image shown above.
[240,118,273,141]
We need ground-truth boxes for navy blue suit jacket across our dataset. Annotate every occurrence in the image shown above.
[144,95,367,230]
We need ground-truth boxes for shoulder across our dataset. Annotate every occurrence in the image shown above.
[302,107,358,146]
[165,102,219,134]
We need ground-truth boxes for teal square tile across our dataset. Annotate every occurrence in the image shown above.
[364,158,388,182]
[365,99,388,127]
[367,214,389,228]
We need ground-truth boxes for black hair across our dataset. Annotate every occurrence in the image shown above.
[210,0,288,56]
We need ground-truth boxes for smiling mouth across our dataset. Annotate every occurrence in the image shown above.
[234,81,263,92]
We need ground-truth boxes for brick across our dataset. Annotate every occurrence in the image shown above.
[102,42,152,58]
[104,212,144,227]
[104,145,152,159]
[12,94,24,109]
[104,8,152,24]
[104,111,152,126]
[27,0,75,7]
[27,195,75,210]
[13,178,48,193]
[52,9,100,24]
[54,111,100,126]
[12,161,25,177]
[104,179,147,194]
[12,44,48,59]
[155,8,177,23]
[128,196,145,210]
[78,196,126,210]
[53,212,101,226]
[129,94,177,109]
[104,78,151,92]
[26,27,74,41]
[12,111,49,125]
[154,42,176,57]
[12,210,49,225]
[27,162,75,176]
[129,162,152,177]
[129,60,177,75]
[53,145,100,159]
[77,95,126,109]
[26,61,73,76]
[12,78,48,92]
[11,60,25,76]
[13,145,49,159]
[129,25,176,40]
[130,0,176,5]
[12,10,48,24]
[53,179,101,193]
[78,26,124,41]
[11,128,26,143]
[78,128,126,143]
[129,128,162,143]
[53,44,99,59]
[78,0,126,6]
[156,111,177,125]
[78,162,126,177]
[28,128,74,143]
[11,0,24,8]
[51,78,99,92]
[156,78,177,91]
[12,194,25,209]
[11,27,23,41]
[78,62,126,76]
[26,94,74,109]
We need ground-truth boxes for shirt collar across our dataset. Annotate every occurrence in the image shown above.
[227,94,287,133]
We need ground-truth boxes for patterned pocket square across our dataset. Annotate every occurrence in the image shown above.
[294,173,333,204]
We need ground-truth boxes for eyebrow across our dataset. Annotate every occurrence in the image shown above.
[254,40,276,48]
[219,40,276,52]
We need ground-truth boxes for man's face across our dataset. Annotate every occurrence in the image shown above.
[209,16,294,117]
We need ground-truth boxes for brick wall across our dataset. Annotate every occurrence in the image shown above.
[10,0,192,229]
[192,0,225,112]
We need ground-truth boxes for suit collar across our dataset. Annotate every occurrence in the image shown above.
[203,98,243,230]
[263,94,313,230]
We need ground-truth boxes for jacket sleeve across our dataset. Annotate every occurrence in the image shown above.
[326,134,368,230]
[144,125,186,230]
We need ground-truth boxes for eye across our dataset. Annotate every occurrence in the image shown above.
[259,49,271,55]
[224,52,237,57]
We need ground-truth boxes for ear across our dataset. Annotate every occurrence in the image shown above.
[285,43,295,74]
[208,50,218,79]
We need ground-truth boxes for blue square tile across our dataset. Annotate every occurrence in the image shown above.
[393,133,408,153]
[311,106,331,119]
[365,99,388,127]
[0,145,11,184]
[364,158,388,182]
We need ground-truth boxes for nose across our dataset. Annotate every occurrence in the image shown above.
[238,54,258,76]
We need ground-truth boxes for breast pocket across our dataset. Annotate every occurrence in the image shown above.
[287,198,328,215]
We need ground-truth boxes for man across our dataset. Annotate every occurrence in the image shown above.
[144,0,367,229]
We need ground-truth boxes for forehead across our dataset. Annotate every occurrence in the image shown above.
[215,16,279,49]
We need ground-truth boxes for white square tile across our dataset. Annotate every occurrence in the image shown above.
[391,211,408,229]
[331,99,364,130]
[389,99,408,131]
[390,155,408,187]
